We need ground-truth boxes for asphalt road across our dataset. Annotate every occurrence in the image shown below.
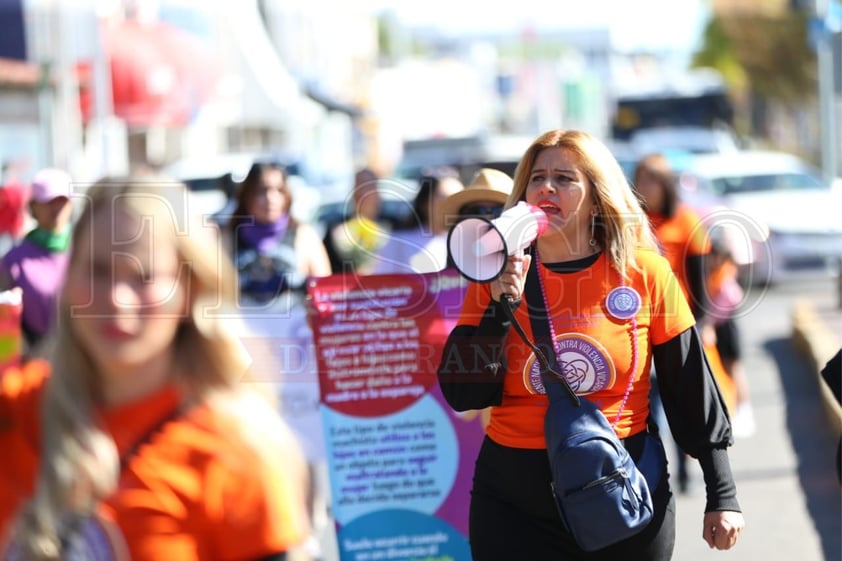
[670,273,842,561]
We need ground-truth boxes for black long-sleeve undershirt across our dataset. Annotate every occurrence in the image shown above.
[652,326,739,512]
[686,253,708,321]
[437,298,512,411]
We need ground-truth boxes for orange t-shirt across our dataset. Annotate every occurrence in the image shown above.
[0,359,43,530]
[648,203,710,305]
[457,249,695,449]
[0,359,308,561]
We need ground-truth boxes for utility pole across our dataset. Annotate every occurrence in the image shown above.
[816,0,841,181]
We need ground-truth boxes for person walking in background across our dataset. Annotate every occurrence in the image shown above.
[0,168,74,354]
[224,159,332,560]
[438,167,513,228]
[226,159,331,304]
[324,167,390,275]
[373,166,514,276]
[372,166,464,275]
[0,177,310,560]
[438,130,743,560]
[435,167,514,431]
[632,153,711,324]
[820,348,841,484]
[632,153,734,493]
[707,236,755,437]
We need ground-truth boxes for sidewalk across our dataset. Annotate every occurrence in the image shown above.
[792,296,842,437]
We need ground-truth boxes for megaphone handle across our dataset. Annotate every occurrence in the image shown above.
[499,294,580,406]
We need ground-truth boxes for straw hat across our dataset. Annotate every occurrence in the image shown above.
[438,168,513,228]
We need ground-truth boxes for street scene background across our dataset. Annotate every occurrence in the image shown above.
[0,0,840,560]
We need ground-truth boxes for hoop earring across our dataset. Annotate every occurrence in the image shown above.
[589,208,598,247]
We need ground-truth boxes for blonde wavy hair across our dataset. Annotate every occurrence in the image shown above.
[507,129,658,278]
[13,177,304,559]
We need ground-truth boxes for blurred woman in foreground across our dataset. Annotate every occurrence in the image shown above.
[0,177,309,560]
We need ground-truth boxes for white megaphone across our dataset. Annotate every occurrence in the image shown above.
[448,201,549,282]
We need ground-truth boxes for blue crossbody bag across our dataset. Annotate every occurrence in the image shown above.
[499,255,664,551]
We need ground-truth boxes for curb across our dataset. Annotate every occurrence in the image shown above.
[791,299,842,437]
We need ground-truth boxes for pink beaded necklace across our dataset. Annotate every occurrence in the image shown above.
[534,250,640,428]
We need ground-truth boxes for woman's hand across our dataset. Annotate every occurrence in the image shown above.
[702,510,744,550]
[490,251,531,303]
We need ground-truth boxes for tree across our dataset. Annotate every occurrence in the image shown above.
[692,11,817,141]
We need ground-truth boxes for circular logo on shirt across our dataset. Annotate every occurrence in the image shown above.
[524,333,616,395]
[3,515,129,561]
[605,286,641,320]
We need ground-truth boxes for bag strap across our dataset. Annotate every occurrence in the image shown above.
[521,253,580,406]
[498,252,579,406]
[524,251,639,427]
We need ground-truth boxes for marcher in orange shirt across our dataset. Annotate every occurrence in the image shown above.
[0,177,309,561]
[438,130,743,559]
[633,154,709,309]
[633,152,735,492]
[707,236,754,437]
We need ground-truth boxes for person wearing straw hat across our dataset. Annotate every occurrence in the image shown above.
[373,168,514,275]
[439,167,513,230]
[372,167,464,275]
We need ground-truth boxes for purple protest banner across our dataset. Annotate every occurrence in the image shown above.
[308,268,482,561]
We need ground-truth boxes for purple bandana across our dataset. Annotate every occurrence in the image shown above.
[237,214,290,253]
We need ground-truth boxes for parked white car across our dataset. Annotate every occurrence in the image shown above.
[677,150,842,285]
[630,126,742,156]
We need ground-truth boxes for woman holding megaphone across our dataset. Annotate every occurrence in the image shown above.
[437,129,744,560]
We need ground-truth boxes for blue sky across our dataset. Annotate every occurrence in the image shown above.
[364,0,710,53]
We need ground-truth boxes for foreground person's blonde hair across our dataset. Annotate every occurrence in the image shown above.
[12,176,307,559]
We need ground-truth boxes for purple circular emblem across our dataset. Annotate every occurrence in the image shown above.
[525,334,615,395]
[605,286,641,320]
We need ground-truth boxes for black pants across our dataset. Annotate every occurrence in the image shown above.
[714,318,742,362]
[469,434,675,561]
